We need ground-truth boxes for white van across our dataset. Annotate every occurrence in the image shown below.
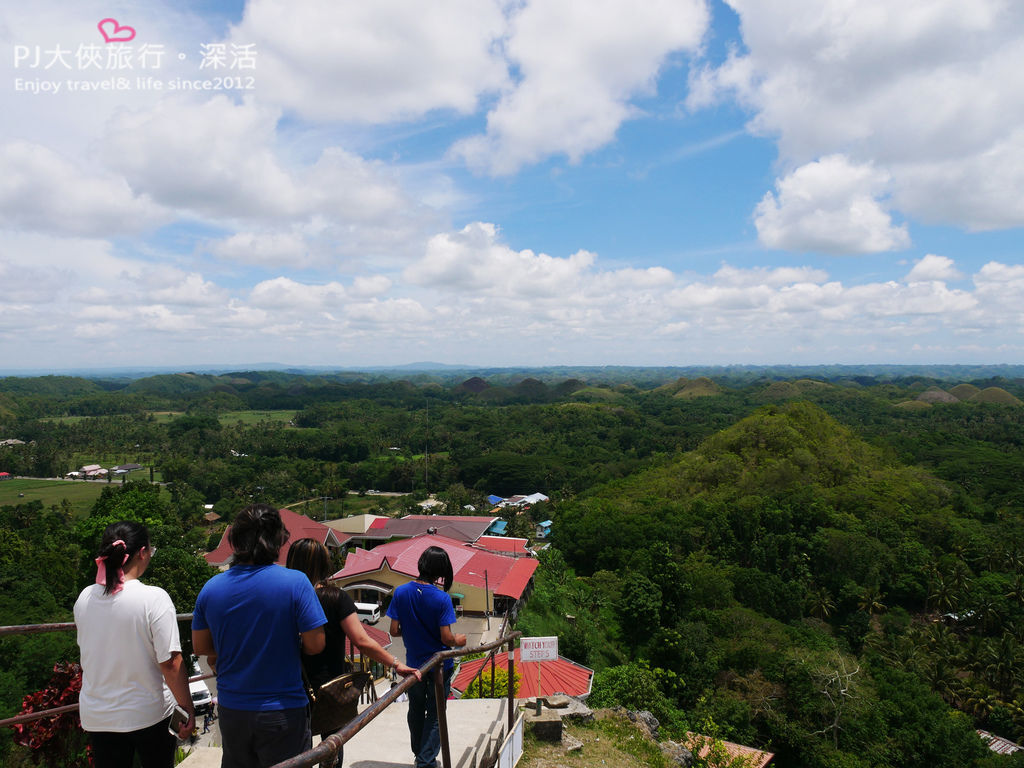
[354,602,381,624]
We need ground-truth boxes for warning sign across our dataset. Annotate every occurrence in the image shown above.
[520,636,558,662]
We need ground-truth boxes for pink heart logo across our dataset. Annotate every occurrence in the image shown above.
[97,18,136,43]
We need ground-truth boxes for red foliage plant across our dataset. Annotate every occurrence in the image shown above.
[11,662,92,768]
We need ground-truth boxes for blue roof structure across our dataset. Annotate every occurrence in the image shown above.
[487,495,505,505]
[487,519,508,535]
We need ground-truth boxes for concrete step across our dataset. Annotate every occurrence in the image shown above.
[178,698,512,768]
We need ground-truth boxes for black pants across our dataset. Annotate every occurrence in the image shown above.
[89,717,176,768]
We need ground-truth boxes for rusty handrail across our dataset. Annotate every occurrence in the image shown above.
[271,629,522,768]
[0,613,195,637]
[1,613,523,768]
[0,615,199,729]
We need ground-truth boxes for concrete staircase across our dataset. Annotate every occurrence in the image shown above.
[179,697,512,768]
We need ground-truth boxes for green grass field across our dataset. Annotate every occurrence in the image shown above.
[42,410,297,426]
[0,478,111,516]
[217,410,296,425]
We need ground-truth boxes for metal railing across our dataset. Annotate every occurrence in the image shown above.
[0,614,208,730]
[272,626,522,768]
[2,613,523,768]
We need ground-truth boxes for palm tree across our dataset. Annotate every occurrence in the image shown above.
[951,561,973,595]
[985,634,1021,698]
[974,598,1004,635]
[929,575,958,613]
[1006,575,1024,607]
[807,586,836,620]
[858,584,886,616]
[925,658,961,705]
[964,685,1001,721]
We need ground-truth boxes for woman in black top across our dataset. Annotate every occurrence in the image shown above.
[286,539,419,767]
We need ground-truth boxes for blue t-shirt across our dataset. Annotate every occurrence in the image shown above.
[193,564,327,710]
[386,581,457,671]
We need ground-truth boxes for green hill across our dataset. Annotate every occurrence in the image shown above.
[0,376,105,397]
[539,402,993,768]
[673,376,722,399]
[970,386,1022,405]
[948,383,980,400]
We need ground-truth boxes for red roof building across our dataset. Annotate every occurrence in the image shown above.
[345,624,392,659]
[474,536,530,555]
[204,507,343,567]
[330,533,538,617]
[451,648,593,699]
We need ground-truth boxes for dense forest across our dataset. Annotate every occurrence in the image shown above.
[1,366,1024,767]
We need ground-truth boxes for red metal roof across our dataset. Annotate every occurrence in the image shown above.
[475,536,529,554]
[359,515,498,543]
[686,734,774,768]
[332,534,538,600]
[345,624,391,657]
[451,649,593,699]
[497,558,539,600]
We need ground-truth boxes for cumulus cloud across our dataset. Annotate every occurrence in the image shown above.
[229,0,508,122]
[406,222,597,295]
[754,155,910,254]
[102,97,441,265]
[905,254,963,283]
[0,224,1019,365]
[453,0,709,174]
[103,97,305,219]
[691,0,1024,233]
[211,231,313,268]
[0,142,166,236]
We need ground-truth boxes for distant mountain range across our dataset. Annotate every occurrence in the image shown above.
[0,362,1022,383]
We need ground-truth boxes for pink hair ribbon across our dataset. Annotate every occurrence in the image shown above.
[95,539,130,594]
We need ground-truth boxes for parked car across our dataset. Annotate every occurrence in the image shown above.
[354,602,381,624]
[189,679,213,714]
[188,654,213,714]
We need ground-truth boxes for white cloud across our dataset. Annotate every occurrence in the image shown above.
[691,0,1024,233]
[102,97,441,265]
[405,222,598,296]
[211,231,312,268]
[905,254,963,283]
[453,0,709,175]
[249,277,348,310]
[0,224,1019,365]
[714,264,829,287]
[229,0,509,122]
[103,96,305,219]
[0,141,166,236]
[754,155,910,254]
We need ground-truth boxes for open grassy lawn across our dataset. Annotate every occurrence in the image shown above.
[217,410,296,426]
[0,478,110,516]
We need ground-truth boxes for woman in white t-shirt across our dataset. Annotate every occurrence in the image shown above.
[74,521,195,768]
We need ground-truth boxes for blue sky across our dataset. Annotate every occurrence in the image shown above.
[1,0,1023,370]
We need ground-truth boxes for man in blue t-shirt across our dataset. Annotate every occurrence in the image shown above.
[387,545,467,768]
[193,505,326,768]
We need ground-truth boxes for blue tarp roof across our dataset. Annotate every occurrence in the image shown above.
[487,520,509,534]
[487,495,505,505]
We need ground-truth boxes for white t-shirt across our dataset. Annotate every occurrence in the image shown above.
[74,579,180,732]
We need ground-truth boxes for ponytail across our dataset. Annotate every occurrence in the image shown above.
[96,521,149,595]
